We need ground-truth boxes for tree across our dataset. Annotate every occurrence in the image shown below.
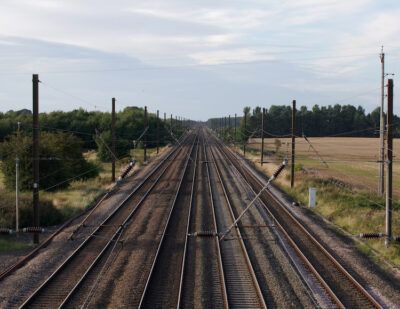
[94,131,131,162]
[0,131,99,191]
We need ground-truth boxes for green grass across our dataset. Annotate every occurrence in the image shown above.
[280,176,400,267]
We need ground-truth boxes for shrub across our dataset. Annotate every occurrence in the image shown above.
[0,131,99,191]
[94,131,131,162]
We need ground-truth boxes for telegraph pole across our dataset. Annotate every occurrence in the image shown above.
[164,112,166,125]
[111,98,116,182]
[291,100,296,188]
[261,108,265,166]
[243,111,247,157]
[228,115,231,139]
[385,79,393,247]
[16,122,20,233]
[379,47,385,194]
[156,110,159,154]
[32,74,40,244]
[144,106,147,162]
[234,113,237,143]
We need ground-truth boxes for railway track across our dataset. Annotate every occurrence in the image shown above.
[180,133,228,308]
[209,134,317,307]
[84,132,198,308]
[14,126,385,308]
[210,129,382,308]
[205,131,267,308]
[20,133,196,308]
[138,132,199,307]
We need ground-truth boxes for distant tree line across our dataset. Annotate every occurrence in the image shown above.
[0,107,186,191]
[208,104,400,141]
[0,107,182,149]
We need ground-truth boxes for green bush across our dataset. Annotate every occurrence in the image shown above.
[94,131,131,162]
[0,131,99,191]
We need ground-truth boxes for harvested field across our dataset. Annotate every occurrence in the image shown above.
[248,137,400,198]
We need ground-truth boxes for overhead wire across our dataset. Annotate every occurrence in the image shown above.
[40,80,105,111]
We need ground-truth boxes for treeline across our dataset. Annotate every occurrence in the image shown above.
[0,107,183,149]
[208,104,400,139]
[0,107,186,191]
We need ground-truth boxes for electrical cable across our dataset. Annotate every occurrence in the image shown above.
[40,80,105,110]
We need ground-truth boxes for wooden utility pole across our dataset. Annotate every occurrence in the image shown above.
[111,98,116,182]
[16,158,20,232]
[243,111,247,157]
[156,110,159,154]
[234,113,237,143]
[379,47,385,194]
[170,114,173,132]
[261,108,265,166]
[228,115,231,139]
[291,100,296,188]
[16,122,21,232]
[144,106,147,162]
[164,112,166,125]
[386,79,393,247]
[32,74,40,244]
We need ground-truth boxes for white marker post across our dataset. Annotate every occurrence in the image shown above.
[309,187,316,208]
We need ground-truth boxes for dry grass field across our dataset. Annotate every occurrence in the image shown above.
[249,137,400,198]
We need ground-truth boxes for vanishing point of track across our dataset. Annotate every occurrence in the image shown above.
[18,127,383,308]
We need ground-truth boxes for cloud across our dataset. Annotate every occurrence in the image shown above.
[190,48,275,65]
[0,1,399,117]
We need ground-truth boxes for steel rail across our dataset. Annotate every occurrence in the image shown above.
[214,132,382,309]
[178,130,229,308]
[2,134,190,284]
[20,134,193,308]
[67,135,196,309]
[212,133,343,307]
[206,133,267,308]
[176,134,199,308]
[138,133,198,308]
[202,132,230,309]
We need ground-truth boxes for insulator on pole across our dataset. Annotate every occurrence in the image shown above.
[392,236,400,242]
[359,233,385,239]
[118,159,136,181]
[22,227,45,233]
[271,159,288,180]
[0,228,13,235]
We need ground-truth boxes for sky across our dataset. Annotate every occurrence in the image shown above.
[0,0,400,120]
